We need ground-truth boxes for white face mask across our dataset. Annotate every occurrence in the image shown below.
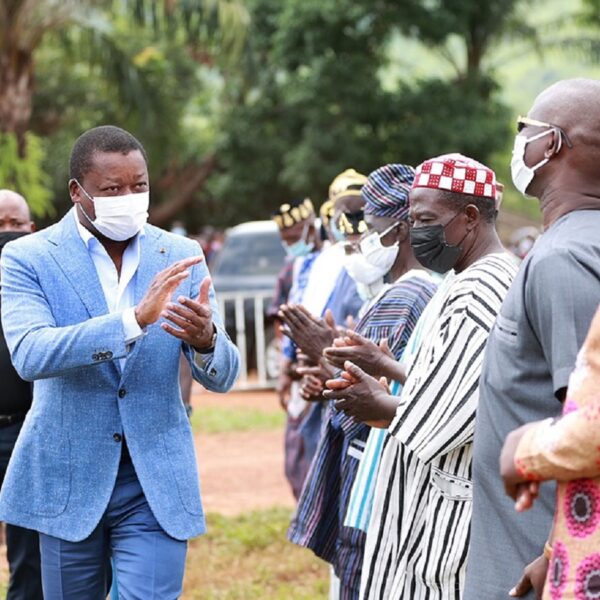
[344,251,387,285]
[76,182,149,241]
[510,130,558,196]
[359,223,399,274]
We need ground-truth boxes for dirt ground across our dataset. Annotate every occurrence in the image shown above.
[0,384,294,589]
[192,384,296,515]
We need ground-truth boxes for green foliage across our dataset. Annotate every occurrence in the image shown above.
[0,133,53,216]
[209,0,513,221]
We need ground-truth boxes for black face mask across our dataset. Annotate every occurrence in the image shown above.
[0,231,29,257]
[410,213,467,274]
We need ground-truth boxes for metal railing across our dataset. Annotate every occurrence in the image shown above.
[216,291,279,390]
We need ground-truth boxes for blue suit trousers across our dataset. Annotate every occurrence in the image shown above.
[39,449,187,600]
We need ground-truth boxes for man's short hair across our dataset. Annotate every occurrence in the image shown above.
[439,190,497,223]
[69,125,148,182]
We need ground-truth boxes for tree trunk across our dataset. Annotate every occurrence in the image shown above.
[0,50,34,155]
[149,153,218,226]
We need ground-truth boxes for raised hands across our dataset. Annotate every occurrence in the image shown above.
[278,304,339,364]
[323,361,399,427]
[160,276,216,350]
[324,329,406,383]
[135,256,202,329]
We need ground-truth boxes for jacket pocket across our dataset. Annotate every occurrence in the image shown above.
[161,426,203,516]
[415,468,472,588]
[8,421,71,517]
[494,314,519,346]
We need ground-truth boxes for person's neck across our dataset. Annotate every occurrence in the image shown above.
[539,185,600,230]
[454,227,504,273]
[389,246,423,282]
[77,208,129,273]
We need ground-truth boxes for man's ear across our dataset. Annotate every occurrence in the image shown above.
[396,220,410,243]
[68,179,83,205]
[545,129,562,158]
[464,204,481,229]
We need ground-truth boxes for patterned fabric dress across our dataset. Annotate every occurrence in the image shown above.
[514,303,600,600]
[361,252,517,600]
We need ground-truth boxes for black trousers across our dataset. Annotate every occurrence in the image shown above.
[0,419,43,600]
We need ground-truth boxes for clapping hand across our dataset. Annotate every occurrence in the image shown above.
[323,362,399,427]
[279,305,339,364]
[160,276,216,350]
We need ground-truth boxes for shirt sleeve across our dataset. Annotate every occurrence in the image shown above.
[389,297,490,464]
[515,303,600,481]
[526,250,600,398]
[121,307,145,346]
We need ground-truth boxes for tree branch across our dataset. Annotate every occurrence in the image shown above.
[148,153,217,226]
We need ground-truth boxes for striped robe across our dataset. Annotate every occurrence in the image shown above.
[361,253,518,600]
[288,270,437,599]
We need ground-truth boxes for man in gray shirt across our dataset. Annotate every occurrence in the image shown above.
[465,78,600,599]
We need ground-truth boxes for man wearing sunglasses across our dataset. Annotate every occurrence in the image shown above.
[465,78,600,599]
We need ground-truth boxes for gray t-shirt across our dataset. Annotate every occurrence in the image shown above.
[465,209,600,599]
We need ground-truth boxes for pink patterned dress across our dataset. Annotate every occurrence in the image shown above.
[515,304,600,599]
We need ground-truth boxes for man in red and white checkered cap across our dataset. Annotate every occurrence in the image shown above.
[336,152,519,600]
[408,152,504,273]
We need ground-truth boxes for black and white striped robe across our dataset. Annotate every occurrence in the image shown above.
[360,253,518,600]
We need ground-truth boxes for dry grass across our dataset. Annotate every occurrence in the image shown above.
[182,508,328,599]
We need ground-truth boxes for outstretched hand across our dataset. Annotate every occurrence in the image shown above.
[323,361,398,427]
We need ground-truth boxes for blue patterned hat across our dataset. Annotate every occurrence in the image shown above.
[362,164,415,220]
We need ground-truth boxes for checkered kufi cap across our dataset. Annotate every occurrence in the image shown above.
[362,164,415,220]
[413,153,497,201]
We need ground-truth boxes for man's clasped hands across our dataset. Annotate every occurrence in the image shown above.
[278,303,405,428]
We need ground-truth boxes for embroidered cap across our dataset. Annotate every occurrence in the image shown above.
[271,198,315,230]
[413,153,497,202]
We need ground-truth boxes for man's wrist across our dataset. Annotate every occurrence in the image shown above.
[134,306,149,330]
[194,324,217,353]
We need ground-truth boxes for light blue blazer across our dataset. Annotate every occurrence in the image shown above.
[0,210,240,542]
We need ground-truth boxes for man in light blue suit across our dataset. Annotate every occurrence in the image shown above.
[0,125,240,599]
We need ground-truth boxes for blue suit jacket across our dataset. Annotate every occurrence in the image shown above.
[0,210,240,541]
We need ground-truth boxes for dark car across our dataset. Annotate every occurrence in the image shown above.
[210,221,286,386]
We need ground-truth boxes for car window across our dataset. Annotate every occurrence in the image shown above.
[212,232,286,277]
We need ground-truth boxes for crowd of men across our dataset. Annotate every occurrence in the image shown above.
[271,78,600,600]
[1,77,600,600]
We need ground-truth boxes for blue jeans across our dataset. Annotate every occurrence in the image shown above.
[0,419,43,599]
[40,453,187,600]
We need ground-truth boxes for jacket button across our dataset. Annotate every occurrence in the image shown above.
[113,433,122,442]
[105,351,113,359]
[118,388,126,398]
[92,353,99,361]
